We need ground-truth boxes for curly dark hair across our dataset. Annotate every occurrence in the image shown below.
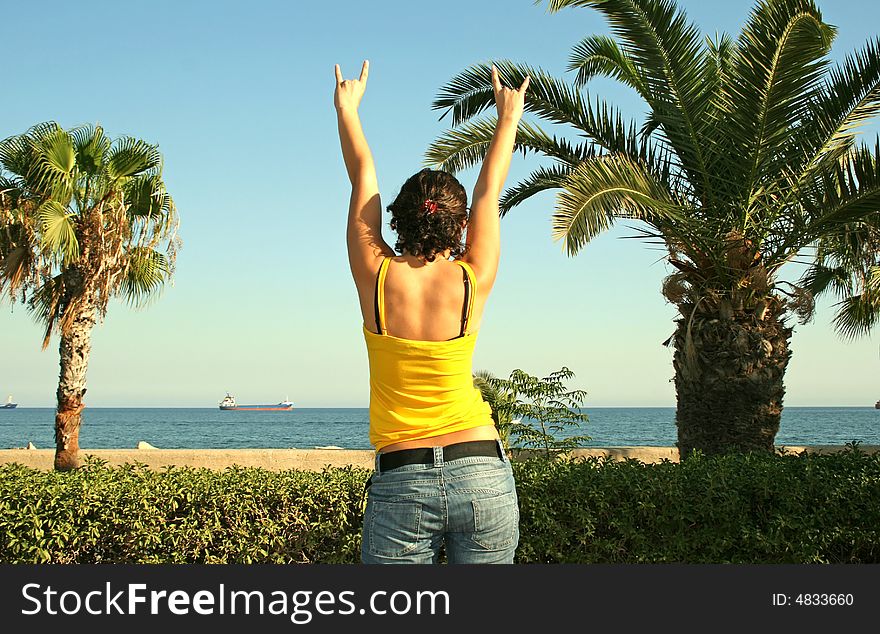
[387,169,469,262]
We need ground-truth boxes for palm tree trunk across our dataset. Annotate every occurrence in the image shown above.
[54,301,96,471]
[672,301,793,457]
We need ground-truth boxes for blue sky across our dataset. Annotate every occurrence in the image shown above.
[2,0,879,407]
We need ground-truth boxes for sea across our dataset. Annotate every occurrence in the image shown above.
[1,407,878,450]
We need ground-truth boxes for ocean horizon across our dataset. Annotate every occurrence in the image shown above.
[1,406,878,450]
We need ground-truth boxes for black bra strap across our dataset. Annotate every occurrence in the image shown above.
[373,262,383,335]
[459,266,471,337]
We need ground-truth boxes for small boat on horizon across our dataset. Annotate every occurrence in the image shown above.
[875,399,880,410]
[219,393,294,411]
[1,395,17,410]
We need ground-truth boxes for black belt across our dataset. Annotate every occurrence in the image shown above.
[378,440,502,472]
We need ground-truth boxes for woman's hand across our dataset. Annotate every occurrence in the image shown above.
[491,64,529,122]
[464,66,530,287]
[335,61,369,112]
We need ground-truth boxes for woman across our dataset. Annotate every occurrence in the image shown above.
[334,60,529,564]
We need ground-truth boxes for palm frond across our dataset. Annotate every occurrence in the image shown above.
[435,62,588,130]
[27,274,66,349]
[36,200,79,262]
[425,115,589,173]
[32,128,77,203]
[124,174,172,218]
[1,124,62,186]
[500,164,575,216]
[552,153,682,254]
[706,30,734,72]
[120,247,170,306]
[433,60,592,129]
[432,61,498,125]
[70,124,110,178]
[799,262,853,298]
[568,34,647,96]
[766,136,880,268]
[430,66,662,177]
[0,175,24,208]
[0,244,34,298]
[796,37,880,183]
[700,32,738,200]
[705,31,735,95]
[800,204,880,339]
[703,31,734,121]
[0,133,36,178]
[724,0,834,202]
[805,143,880,232]
[829,290,879,340]
[432,60,645,154]
[107,137,161,181]
[0,211,38,299]
[547,0,716,206]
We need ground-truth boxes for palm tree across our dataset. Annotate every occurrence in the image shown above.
[0,123,179,470]
[430,0,880,457]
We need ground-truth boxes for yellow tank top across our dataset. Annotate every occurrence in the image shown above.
[363,256,494,451]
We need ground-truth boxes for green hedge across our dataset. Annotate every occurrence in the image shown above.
[1,447,878,563]
[0,462,365,563]
[515,446,880,563]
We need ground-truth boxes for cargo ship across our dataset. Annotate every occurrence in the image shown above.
[2,395,17,409]
[219,393,294,411]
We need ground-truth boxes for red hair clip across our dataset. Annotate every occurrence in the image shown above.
[422,199,438,214]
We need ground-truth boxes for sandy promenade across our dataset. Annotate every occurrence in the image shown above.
[1,445,875,471]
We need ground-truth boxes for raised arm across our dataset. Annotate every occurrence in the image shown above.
[335,60,393,285]
[462,66,529,290]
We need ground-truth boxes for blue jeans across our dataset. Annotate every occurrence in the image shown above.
[361,439,519,564]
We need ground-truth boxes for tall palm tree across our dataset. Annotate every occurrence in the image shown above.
[429,0,880,456]
[0,122,179,470]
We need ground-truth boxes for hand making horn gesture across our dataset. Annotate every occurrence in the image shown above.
[491,64,530,122]
[334,60,369,112]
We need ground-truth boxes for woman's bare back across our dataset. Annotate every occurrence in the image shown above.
[358,254,487,340]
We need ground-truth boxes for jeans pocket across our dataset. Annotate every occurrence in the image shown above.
[368,500,422,557]
[472,491,519,550]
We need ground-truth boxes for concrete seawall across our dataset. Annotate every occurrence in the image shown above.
[1,445,875,471]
